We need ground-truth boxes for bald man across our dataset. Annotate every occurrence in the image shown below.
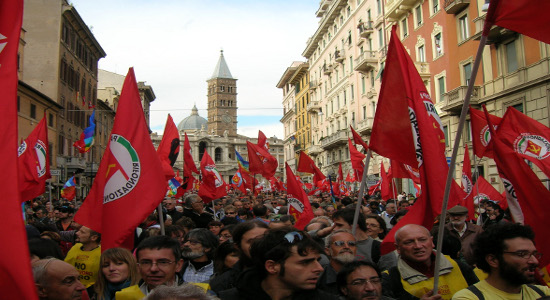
[381,224,478,300]
[33,258,86,300]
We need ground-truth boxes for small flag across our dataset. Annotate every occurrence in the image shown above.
[61,176,76,201]
[73,110,96,153]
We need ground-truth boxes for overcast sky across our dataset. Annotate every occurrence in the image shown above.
[70,0,320,139]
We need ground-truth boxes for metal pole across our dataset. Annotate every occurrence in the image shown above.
[158,203,165,235]
[352,149,372,236]
[433,33,489,292]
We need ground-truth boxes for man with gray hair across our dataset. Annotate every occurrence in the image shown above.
[180,228,219,283]
[144,283,217,300]
[183,194,214,228]
[32,258,86,300]
[317,229,358,295]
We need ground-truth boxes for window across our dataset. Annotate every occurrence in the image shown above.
[434,33,443,57]
[17,96,20,112]
[361,76,366,94]
[432,0,439,14]
[463,63,472,85]
[351,84,355,101]
[437,76,446,103]
[401,19,408,38]
[505,41,518,73]
[443,125,449,147]
[30,103,36,119]
[418,45,426,62]
[465,120,472,142]
[415,5,423,27]
[48,113,54,127]
[378,28,384,47]
[370,70,375,86]
[363,106,367,119]
[511,102,524,113]
[377,0,382,14]
[459,14,469,42]
[349,56,353,70]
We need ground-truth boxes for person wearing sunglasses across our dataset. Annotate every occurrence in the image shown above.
[317,229,358,296]
[453,223,549,300]
[219,228,339,299]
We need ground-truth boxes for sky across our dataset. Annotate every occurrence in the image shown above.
[70,0,320,139]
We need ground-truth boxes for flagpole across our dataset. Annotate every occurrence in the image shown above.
[432,33,490,292]
[352,149,372,236]
[212,201,217,221]
[471,154,483,222]
[158,203,165,235]
[391,178,397,200]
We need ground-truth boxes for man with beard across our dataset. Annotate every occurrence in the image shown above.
[317,229,358,295]
[382,224,478,299]
[180,228,219,283]
[445,205,483,266]
[452,223,549,299]
[337,261,392,300]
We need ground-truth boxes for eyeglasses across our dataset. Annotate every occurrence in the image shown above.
[503,251,542,260]
[349,277,382,286]
[138,260,176,269]
[284,231,303,244]
[333,240,357,247]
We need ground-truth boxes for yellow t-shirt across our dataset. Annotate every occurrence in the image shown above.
[452,280,550,300]
[64,243,101,288]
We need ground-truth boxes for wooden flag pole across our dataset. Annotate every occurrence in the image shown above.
[352,149,372,236]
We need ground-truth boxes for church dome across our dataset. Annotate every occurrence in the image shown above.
[177,105,208,131]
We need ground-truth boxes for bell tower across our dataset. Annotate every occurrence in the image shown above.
[207,50,237,137]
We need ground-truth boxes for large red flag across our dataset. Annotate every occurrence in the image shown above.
[157,114,180,180]
[490,107,550,179]
[461,144,475,220]
[285,163,314,230]
[380,162,393,201]
[372,27,461,254]
[247,141,277,179]
[470,106,502,159]
[183,132,198,176]
[348,138,366,181]
[488,109,550,267]
[198,150,227,203]
[257,130,269,150]
[484,0,550,45]
[350,125,369,152]
[75,68,167,250]
[297,151,326,184]
[337,163,344,182]
[18,115,51,202]
[0,0,38,297]
[390,160,420,184]
[473,175,505,205]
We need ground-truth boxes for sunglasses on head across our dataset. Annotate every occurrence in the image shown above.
[284,231,303,244]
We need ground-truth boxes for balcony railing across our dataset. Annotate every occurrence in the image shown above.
[354,50,378,73]
[356,117,374,135]
[444,0,470,14]
[308,145,322,156]
[321,130,348,149]
[335,49,345,63]
[358,21,374,38]
[415,62,430,80]
[323,64,333,75]
[309,80,318,90]
[442,85,481,114]
[307,101,321,113]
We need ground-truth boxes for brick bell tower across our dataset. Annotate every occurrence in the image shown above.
[207,50,238,137]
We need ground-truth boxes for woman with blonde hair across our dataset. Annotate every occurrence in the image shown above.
[94,247,140,300]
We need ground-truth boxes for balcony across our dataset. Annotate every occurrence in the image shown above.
[309,80,318,90]
[356,117,374,135]
[308,145,322,156]
[280,106,295,122]
[386,0,416,21]
[321,130,348,149]
[335,49,345,63]
[354,50,378,73]
[444,0,469,14]
[323,64,333,75]
[441,85,481,115]
[472,15,517,44]
[415,62,430,81]
[358,21,374,38]
[294,144,303,153]
[307,101,321,114]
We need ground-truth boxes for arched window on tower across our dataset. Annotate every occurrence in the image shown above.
[215,147,222,162]
[199,141,207,161]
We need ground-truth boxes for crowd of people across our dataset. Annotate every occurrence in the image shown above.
[24,190,549,299]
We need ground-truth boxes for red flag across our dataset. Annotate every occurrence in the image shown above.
[380,162,393,201]
[285,163,314,230]
[461,144,475,220]
[231,168,247,194]
[157,114,180,180]
[337,163,344,182]
[345,169,358,183]
[258,130,269,150]
[297,151,326,184]
[470,106,502,159]
[487,108,550,266]
[198,150,227,203]
[183,133,198,176]
[75,68,167,250]
[18,115,51,202]
[490,107,550,179]
[368,181,381,196]
[373,27,461,254]
[390,160,420,184]
[0,0,38,297]
[247,141,277,179]
[350,125,369,152]
[348,139,366,181]
[473,175,505,205]
[484,0,550,45]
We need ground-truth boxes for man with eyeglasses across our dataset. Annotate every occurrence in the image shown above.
[453,223,550,299]
[136,235,184,295]
[180,228,219,284]
[219,228,338,299]
[163,197,183,223]
[382,224,478,300]
[337,261,391,300]
[317,229,358,295]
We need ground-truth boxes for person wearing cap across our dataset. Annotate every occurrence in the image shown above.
[445,205,483,266]
[55,205,79,232]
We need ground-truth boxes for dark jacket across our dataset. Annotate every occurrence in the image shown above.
[209,260,243,294]
[218,267,339,300]
[182,208,213,228]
